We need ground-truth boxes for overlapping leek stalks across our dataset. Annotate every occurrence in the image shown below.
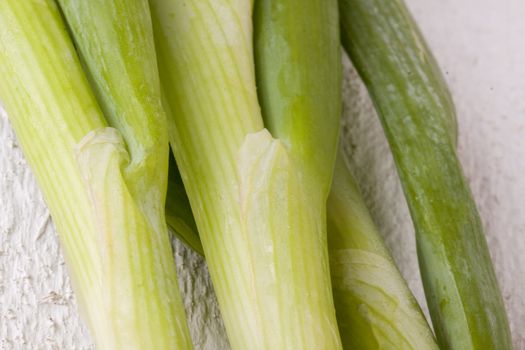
[327,149,438,349]
[160,0,438,348]
[254,0,438,348]
[150,0,343,348]
[0,1,192,348]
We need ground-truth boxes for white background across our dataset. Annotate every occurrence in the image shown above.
[1,0,524,348]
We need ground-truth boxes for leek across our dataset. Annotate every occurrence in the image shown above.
[160,0,439,347]
[0,1,192,348]
[327,148,438,349]
[254,0,438,348]
[165,148,440,349]
[254,0,341,192]
[339,0,512,348]
[161,1,437,348]
[150,0,343,348]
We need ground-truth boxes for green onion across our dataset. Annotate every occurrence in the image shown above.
[339,0,512,348]
[161,1,439,347]
[328,148,438,349]
[254,0,341,193]
[150,0,343,348]
[164,135,440,350]
[0,1,192,348]
[254,0,438,348]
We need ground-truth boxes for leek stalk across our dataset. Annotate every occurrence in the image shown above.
[339,0,512,348]
[0,1,192,348]
[165,148,440,349]
[254,0,438,348]
[327,149,438,349]
[162,1,439,348]
[150,0,343,348]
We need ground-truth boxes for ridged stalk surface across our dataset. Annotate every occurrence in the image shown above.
[150,0,343,348]
[0,1,191,348]
[339,0,512,348]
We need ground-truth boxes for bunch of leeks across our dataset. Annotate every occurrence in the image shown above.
[0,0,511,349]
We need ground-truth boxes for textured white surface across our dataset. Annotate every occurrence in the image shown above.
[1,0,524,349]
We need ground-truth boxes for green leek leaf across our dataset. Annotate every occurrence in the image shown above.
[339,0,512,348]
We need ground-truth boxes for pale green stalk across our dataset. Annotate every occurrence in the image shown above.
[254,1,438,348]
[0,1,191,348]
[165,148,439,349]
[150,0,342,348]
[164,146,440,349]
[328,148,438,349]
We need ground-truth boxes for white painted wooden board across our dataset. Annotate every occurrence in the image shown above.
[1,0,524,348]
